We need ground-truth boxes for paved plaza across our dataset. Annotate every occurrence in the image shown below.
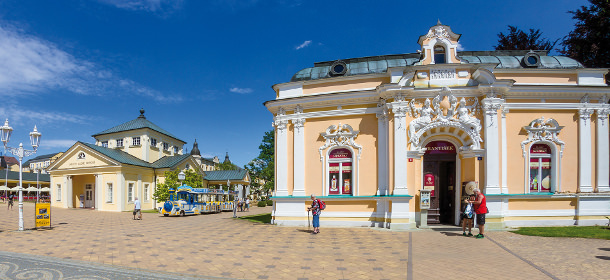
[0,203,607,279]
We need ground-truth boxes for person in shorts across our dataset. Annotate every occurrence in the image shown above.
[133,197,142,220]
[461,194,475,236]
[468,188,488,239]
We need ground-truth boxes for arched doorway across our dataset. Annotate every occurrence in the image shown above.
[423,140,456,224]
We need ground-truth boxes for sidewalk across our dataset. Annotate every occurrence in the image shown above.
[0,203,606,279]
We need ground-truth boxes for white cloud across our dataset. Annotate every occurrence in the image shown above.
[97,0,183,13]
[0,24,181,103]
[229,87,253,94]
[295,40,312,50]
[457,42,465,51]
[42,139,78,149]
[0,104,91,125]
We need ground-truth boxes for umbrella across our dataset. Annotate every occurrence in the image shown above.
[25,186,39,192]
[0,185,8,191]
[39,187,50,192]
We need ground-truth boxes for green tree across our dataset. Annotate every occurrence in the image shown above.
[217,161,239,170]
[245,130,274,198]
[560,0,609,77]
[153,169,204,201]
[495,25,558,51]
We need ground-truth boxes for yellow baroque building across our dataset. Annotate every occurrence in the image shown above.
[265,23,610,229]
[47,109,203,211]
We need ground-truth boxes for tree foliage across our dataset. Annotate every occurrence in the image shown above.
[153,169,203,201]
[217,161,239,170]
[560,0,610,70]
[495,25,558,51]
[245,130,274,197]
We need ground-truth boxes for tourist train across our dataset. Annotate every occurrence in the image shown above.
[159,185,236,216]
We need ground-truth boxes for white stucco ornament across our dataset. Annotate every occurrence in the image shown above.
[407,87,482,150]
[521,117,565,157]
[319,123,362,161]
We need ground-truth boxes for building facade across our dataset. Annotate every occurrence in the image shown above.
[266,24,610,229]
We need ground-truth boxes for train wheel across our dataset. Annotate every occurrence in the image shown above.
[180,210,185,216]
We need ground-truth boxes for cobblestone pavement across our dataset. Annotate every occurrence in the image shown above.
[0,203,607,279]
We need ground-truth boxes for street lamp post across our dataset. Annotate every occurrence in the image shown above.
[0,119,41,231]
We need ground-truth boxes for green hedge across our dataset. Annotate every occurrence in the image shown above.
[266,200,273,206]
[257,201,267,207]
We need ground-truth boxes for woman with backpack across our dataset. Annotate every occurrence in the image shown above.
[307,194,325,234]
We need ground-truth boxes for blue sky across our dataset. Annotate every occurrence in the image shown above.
[0,0,589,167]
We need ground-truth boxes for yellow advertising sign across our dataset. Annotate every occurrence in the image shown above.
[35,203,51,228]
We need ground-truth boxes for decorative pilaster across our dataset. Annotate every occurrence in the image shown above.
[596,107,610,192]
[392,104,409,195]
[501,108,508,193]
[66,175,73,208]
[274,108,289,196]
[95,174,101,210]
[376,100,389,196]
[482,97,503,194]
[578,104,595,193]
[292,105,306,197]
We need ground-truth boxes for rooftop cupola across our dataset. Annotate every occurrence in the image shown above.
[190,139,201,156]
[224,152,231,164]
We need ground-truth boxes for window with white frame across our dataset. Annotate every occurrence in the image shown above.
[132,137,141,146]
[106,183,113,203]
[144,184,149,202]
[174,146,178,154]
[327,148,353,195]
[56,184,61,201]
[102,141,108,148]
[150,138,157,147]
[163,142,169,150]
[116,139,124,147]
[434,45,446,64]
[529,143,552,193]
[128,183,134,202]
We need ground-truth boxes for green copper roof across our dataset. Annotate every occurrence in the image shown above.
[81,142,151,167]
[80,142,190,169]
[203,170,248,181]
[0,170,50,182]
[91,110,185,143]
[291,51,584,82]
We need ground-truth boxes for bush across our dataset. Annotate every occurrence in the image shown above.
[257,201,267,207]
[266,200,273,206]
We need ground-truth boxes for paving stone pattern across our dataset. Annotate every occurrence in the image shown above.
[0,203,607,279]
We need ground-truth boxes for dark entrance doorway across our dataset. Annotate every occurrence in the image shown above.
[423,141,456,224]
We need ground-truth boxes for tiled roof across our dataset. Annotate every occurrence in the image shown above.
[0,170,50,182]
[91,114,184,143]
[80,142,192,170]
[23,153,61,166]
[203,170,248,181]
[151,154,191,168]
[80,142,151,168]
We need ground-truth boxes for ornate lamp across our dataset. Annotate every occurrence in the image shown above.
[0,119,13,145]
[30,126,41,149]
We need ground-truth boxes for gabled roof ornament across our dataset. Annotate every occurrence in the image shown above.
[138,108,146,119]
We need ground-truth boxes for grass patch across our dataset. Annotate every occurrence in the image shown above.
[513,226,610,240]
[142,209,159,213]
[238,213,272,224]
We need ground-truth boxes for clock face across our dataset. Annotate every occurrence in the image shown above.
[465,182,476,195]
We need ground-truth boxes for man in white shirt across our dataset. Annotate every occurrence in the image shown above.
[134,197,142,220]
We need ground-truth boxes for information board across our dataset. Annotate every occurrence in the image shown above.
[35,203,51,228]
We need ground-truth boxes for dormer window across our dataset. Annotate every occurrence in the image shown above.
[150,138,157,147]
[101,141,108,148]
[132,137,141,146]
[163,142,169,151]
[434,45,446,64]
[116,139,123,148]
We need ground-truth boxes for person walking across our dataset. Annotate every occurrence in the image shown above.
[307,194,321,234]
[133,197,142,220]
[233,196,238,218]
[468,188,488,239]
[7,193,14,210]
[245,197,250,212]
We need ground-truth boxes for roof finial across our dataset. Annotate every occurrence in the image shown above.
[437,19,442,26]
[138,108,146,119]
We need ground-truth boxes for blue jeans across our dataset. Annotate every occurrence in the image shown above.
[312,214,320,228]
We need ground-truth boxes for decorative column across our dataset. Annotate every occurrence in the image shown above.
[95,174,101,210]
[118,172,126,211]
[578,102,594,193]
[66,175,73,208]
[596,106,610,192]
[376,100,389,196]
[392,104,409,195]
[274,108,289,196]
[292,105,306,197]
[482,97,503,194]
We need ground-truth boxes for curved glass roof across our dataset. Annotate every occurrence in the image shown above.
[290,52,584,82]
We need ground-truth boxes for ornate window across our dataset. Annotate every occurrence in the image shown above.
[529,144,552,193]
[434,45,446,64]
[328,148,353,195]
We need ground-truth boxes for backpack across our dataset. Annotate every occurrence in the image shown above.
[464,204,473,219]
[318,199,326,210]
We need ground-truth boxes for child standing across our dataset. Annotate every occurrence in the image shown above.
[461,194,475,236]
